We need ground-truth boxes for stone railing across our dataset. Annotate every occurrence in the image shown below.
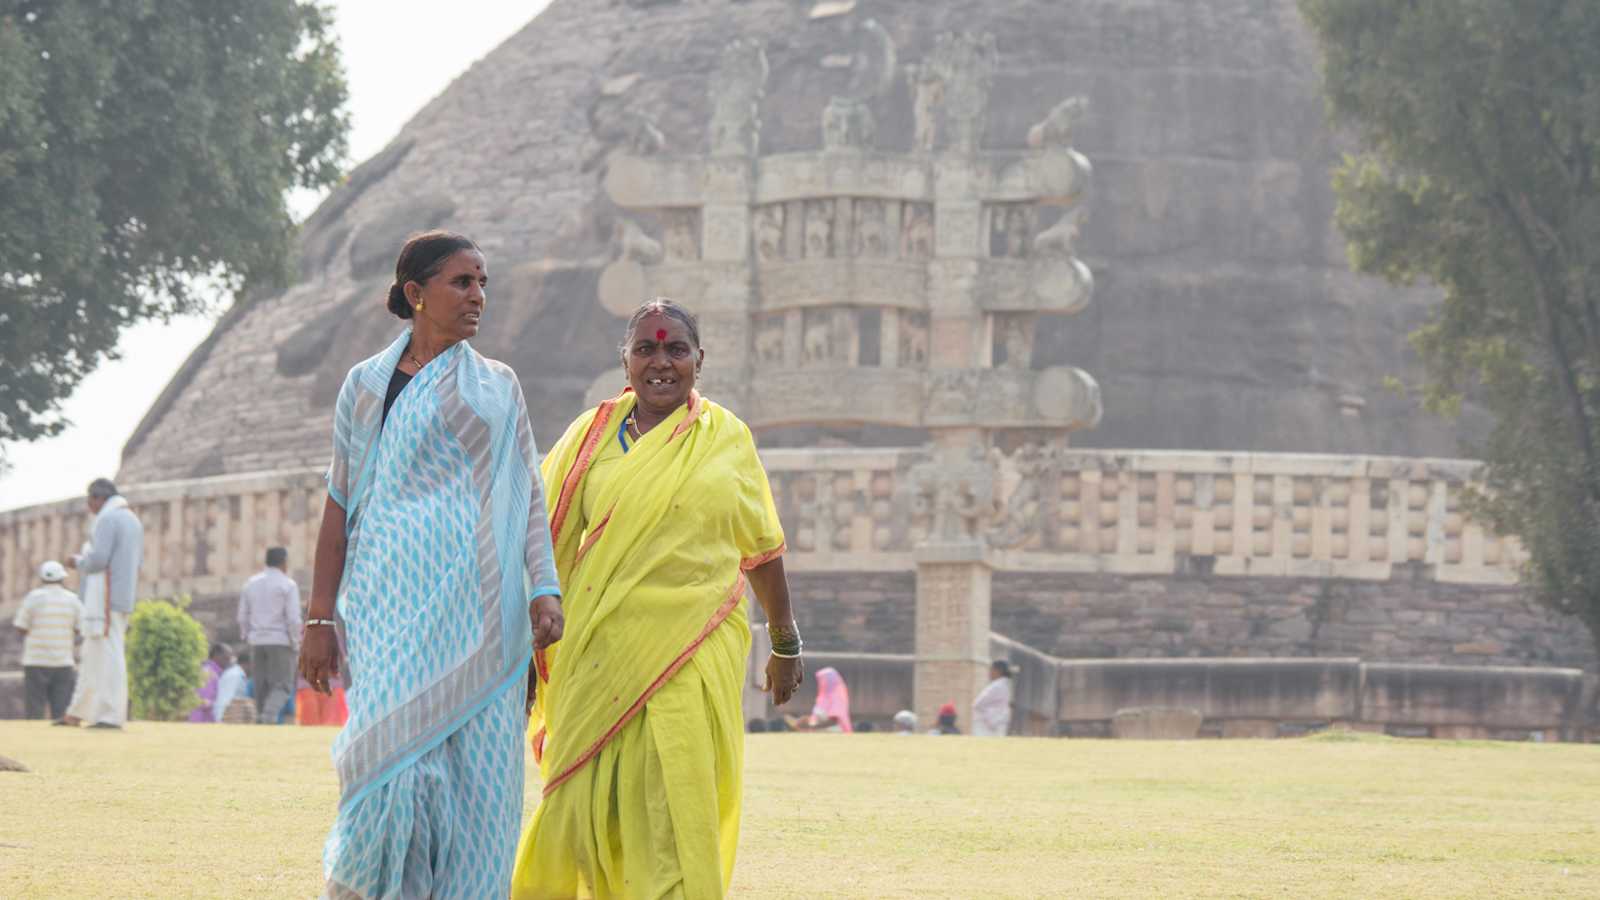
[0,448,1522,609]
[766,448,1522,585]
[0,468,329,610]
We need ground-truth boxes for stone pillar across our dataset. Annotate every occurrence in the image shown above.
[914,542,992,732]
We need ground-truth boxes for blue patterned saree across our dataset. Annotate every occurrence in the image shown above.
[321,329,561,900]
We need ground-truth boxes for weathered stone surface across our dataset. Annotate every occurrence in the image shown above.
[119,0,1477,485]
[991,571,1597,672]
[1111,706,1202,739]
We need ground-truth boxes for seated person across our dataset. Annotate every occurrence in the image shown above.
[785,666,853,732]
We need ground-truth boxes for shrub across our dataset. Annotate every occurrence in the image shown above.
[126,597,207,721]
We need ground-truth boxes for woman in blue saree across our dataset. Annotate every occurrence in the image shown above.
[299,230,564,899]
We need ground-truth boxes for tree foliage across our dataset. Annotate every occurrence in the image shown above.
[126,596,208,721]
[1301,0,1600,653]
[0,1,347,445]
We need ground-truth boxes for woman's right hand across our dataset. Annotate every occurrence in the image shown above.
[299,624,340,695]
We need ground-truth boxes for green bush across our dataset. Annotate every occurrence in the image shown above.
[126,597,207,721]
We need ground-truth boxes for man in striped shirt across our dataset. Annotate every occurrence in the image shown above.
[12,560,83,720]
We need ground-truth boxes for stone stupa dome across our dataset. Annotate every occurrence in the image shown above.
[118,0,1476,484]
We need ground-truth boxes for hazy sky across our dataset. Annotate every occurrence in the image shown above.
[0,1,552,511]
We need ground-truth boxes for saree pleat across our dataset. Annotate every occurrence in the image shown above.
[513,391,782,899]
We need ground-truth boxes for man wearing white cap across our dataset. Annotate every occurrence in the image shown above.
[11,560,84,720]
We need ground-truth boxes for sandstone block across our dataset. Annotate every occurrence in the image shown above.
[1220,718,1279,739]
[1111,706,1202,739]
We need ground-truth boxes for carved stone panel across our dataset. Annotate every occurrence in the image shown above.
[754,203,786,262]
[991,313,1034,369]
[803,199,836,259]
[901,202,935,260]
[987,203,1035,258]
[853,198,889,258]
[898,310,930,367]
[708,39,768,157]
[754,311,787,365]
[801,307,858,366]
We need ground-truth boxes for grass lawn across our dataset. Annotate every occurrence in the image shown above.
[0,722,1596,898]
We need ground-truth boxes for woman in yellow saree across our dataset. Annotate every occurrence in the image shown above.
[513,298,804,899]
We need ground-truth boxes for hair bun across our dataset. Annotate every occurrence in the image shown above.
[386,282,412,319]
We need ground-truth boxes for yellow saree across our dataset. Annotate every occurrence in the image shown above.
[512,390,785,899]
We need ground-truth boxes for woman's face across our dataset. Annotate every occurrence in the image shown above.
[410,249,487,340]
[623,311,701,417]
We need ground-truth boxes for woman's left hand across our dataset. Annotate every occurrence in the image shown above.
[530,594,564,649]
[764,654,805,706]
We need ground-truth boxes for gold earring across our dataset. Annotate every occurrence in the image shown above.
[416,301,425,311]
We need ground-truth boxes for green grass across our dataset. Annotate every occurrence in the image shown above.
[1,722,1597,897]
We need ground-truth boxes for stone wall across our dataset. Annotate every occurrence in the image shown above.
[991,570,1597,672]
[749,649,1599,741]
[782,572,916,653]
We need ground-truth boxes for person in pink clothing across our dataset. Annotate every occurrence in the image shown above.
[787,666,853,732]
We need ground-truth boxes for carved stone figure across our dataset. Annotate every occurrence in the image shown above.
[1027,96,1087,149]
[754,313,786,364]
[802,308,836,364]
[989,204,1033,258]
[755,203,786,261]
[618,218,664,265]
[898,311,929,365]
[1006,206,1033,258]
[821,18,897,150]
[987,443,1057,548]
[901,203,934,259]
[910,445,999,543]
[804,199,835,258]
[853,198,888,258]
[1033,207,1083,258]
[920,32,997,154]
[993,314,1033,369]
[662,209,699,261]
[800,308,858,365]
[909,62,944,152]
[709,39,769,156]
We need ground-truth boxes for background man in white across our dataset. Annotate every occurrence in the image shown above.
[237,546,301,724]
[61,478,144,729]
[12,560,83,720]
[972,659,1014,737]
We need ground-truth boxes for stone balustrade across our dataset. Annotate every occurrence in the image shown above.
[765,447,1522,586]
[0,468,328,614]
[0,448,1521,613]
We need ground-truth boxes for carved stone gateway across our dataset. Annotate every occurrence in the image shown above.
[597,26,1102,726]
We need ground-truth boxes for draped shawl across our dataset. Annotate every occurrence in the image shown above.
[325,329,560,808]
[529,389,785,795]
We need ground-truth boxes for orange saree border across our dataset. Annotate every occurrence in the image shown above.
[540,571,748,797]
[574,507,614,566]
[740,542,786,571]
[549,397,620,547]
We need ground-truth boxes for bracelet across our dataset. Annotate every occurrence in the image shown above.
[768,623,802,658]
[306,618,336,628]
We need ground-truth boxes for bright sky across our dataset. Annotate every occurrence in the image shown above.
[0,1,552,511]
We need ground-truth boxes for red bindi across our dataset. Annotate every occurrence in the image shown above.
[655,328,668,341]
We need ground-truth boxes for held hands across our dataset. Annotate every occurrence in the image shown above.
[526,595,564,713]
[530,594,564,649]
[299,624,340,696]
[763,654,804,707]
